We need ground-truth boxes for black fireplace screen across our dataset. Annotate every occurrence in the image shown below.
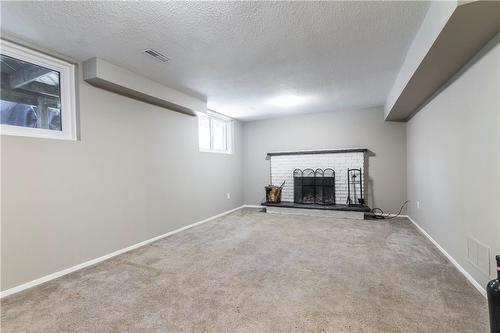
[293,168,336,205]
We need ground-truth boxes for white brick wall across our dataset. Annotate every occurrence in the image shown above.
[270,152,364,205]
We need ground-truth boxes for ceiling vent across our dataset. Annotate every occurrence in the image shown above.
[143,49,169,63]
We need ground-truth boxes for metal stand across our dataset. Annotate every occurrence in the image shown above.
[347,168,364,206]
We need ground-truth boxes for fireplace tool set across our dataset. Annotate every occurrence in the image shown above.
[347,168,365,206]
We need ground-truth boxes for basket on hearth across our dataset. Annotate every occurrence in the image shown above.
[265,181,285,203]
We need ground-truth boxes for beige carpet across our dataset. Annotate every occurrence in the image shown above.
[1,208,488,332]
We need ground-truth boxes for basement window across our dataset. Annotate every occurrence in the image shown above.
[0,40,76,140]
[198,111,232,154]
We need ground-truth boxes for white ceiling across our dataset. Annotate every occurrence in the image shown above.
[1,1,429,121]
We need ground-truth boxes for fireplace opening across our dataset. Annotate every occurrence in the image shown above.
[293,168,336,205]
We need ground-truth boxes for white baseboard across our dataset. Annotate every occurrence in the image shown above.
[242,204,264,209]
[0,205,245,299]
[387,213,409,218]
[3,208,485,300]
[406,215,486,298]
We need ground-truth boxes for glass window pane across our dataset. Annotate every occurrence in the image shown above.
[0,54,62,131]
[198,115,210,150]
[211,118,227,151]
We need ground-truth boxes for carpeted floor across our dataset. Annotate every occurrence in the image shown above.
[1,208,488,332]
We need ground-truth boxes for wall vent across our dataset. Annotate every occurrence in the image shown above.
[466,236,490,276]
[143,49,169,63]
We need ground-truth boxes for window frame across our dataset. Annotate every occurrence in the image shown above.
[198,111,233,154]
[0,39,77,140]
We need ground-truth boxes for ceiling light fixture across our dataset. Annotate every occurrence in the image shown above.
[270,94,306,108]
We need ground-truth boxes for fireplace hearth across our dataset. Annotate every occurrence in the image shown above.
[263,149,370,215]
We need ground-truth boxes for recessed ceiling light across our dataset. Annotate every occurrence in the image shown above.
[270,94,306,107]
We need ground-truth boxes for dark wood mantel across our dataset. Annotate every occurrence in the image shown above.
[266,148,367,158]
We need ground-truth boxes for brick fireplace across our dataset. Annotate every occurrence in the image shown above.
[265,148,368,213]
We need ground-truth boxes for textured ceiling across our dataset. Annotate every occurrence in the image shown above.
[1,1,429,121]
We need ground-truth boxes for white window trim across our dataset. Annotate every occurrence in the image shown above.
[199,111,233,154]
[0,39,77,140]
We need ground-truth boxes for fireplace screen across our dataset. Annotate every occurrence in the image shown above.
[293,168,336,205]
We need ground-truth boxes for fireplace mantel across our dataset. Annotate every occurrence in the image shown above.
[266,148,367,158]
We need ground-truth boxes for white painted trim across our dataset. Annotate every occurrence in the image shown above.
[365,212,408,218]
[199,149,232,155]
[406,215,487,298]
[0,39,77,141]
[0,205,245,299]
[198,113,233,154]
[4,208,484,300]
[242,204,263,209]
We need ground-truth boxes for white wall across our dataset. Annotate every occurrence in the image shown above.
[242,107,407,213]
[1,68,244,291]
[406,34,500,288]
[3,31,497,296]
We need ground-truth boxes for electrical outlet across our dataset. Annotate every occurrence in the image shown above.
[226,192,231,199]
[416,201,420,209]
